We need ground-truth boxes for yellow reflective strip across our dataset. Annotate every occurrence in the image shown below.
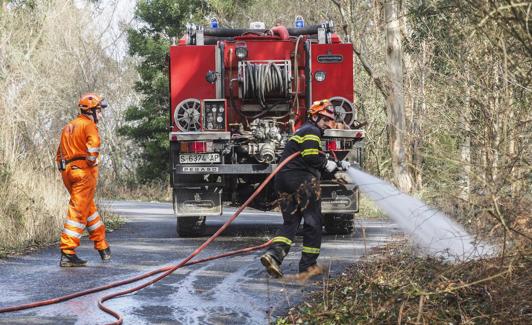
[301,148,319,156]
[290,135,322,148]
[289,135,304,143]
[302,246,320,254]
[272,236,292,245]
[302,134,320,142]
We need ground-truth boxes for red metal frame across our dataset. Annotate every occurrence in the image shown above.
[310,43,354,103]
[169,45,216,132]
[170,38,354,133]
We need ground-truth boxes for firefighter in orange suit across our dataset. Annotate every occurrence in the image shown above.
[56,93,111,267]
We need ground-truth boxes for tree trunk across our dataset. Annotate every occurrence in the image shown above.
[384,0,413,192]
[413,40,427,190]
[460,67,471,201]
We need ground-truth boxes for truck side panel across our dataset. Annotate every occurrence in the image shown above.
[310,43,354,103]
[170,45,217,132]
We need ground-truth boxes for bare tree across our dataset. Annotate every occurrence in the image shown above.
[332,0,413,191]
[383,0,413,192]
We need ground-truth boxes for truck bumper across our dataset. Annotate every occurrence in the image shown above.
[173,163,277,175]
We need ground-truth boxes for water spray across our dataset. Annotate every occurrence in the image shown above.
[344,166,494,260]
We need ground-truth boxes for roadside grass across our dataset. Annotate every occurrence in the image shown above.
[99,178,171,202]
[0,165,66,258]
[357,195,387,219]
[277,242,531,325]
[99,208,126,232]
[0,164,125,258]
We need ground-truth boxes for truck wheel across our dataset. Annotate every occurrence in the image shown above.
[177,216,206,237]
[323,213,354,235]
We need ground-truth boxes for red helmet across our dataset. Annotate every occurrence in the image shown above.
[78,93,108,111]
[309,99,335,120]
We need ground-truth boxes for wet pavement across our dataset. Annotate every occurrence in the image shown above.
[0,201,398,324]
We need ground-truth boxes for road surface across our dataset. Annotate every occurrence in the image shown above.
[0,200,397,324]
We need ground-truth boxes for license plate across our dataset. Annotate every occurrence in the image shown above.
[179,153,220,164]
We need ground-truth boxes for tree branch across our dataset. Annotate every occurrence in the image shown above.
[331,0,389,98]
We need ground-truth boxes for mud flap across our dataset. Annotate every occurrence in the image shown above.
[173,187,222,217]
[321,183,359,214]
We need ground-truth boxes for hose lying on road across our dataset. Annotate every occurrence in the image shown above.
[0,151,301,325]
[0,241,271,313]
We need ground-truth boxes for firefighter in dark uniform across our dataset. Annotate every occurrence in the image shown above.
[260,99,349,279]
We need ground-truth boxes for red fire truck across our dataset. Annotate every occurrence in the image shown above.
[168,20,365,236]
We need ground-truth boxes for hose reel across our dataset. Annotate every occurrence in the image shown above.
[238,60,292,110]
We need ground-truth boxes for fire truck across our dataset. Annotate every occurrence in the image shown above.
[168,19,365,237]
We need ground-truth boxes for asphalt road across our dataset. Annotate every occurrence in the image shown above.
[0,201,397,324]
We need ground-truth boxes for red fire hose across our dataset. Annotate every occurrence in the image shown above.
[0,151,300,324]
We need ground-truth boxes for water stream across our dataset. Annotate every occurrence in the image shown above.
[346,167,494,260]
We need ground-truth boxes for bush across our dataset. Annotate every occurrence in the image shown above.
[279,243,531,324]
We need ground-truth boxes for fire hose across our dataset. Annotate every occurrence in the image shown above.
[0,151,301,325]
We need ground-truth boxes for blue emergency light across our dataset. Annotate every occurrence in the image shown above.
[210,17,219,29]
[294,15,304,28]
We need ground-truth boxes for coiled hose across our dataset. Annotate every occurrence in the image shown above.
[0,151,301,325]
[242,62,287,109]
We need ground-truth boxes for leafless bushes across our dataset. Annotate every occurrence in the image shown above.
[404,0,530,243]
[328,0,531,247]
[0,163,65,256]
[281,243,531,324]
[0,0,138,253]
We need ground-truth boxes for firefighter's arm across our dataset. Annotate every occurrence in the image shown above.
[299,130,328,169]
[86,123,101,167]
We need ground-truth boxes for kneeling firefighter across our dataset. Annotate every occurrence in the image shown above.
[260,99,350,279]
[56,93,111,267]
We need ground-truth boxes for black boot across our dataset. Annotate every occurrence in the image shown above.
[98,247,111,262]
[260,244,288,278]
[260,253,283,278]
[60,252,87,267]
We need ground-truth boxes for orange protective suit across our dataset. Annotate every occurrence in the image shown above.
[56,114,109,254]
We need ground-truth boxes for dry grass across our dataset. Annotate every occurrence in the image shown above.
[99,178,172,202]
[0,164,66,257]
[0,0,137,257]
[277,242,531,325]
[358,195,387,219]
[0,163,125,258]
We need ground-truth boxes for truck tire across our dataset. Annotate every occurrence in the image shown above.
[177,216,206,237]
[323,213,355,235]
